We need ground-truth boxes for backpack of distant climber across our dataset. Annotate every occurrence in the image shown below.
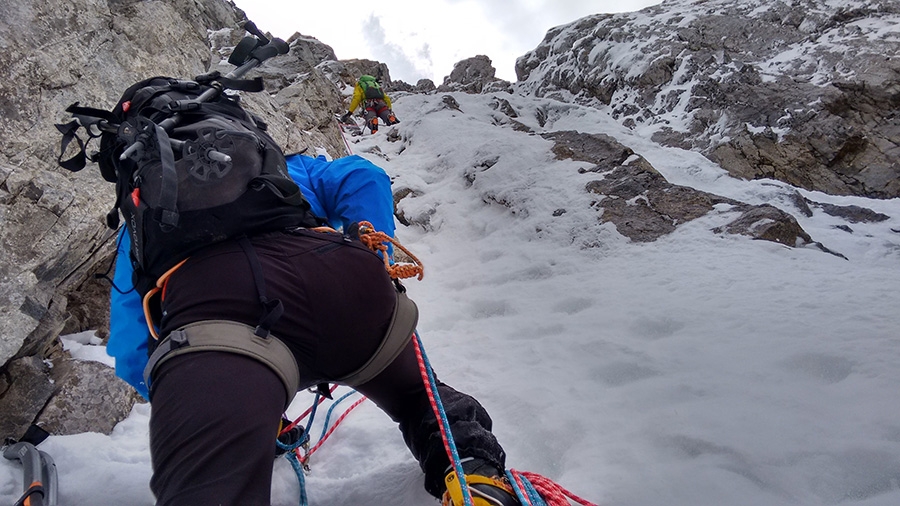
[358,74,385,99]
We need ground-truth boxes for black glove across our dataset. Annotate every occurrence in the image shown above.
[275,416,308,457]
[340,111,352,123]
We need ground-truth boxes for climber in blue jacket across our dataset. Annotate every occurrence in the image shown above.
[105,153,521,506]
[107,153,396,398]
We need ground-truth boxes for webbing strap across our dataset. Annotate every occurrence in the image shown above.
[153,121,179,228]
[143,320,300,405]
[253,174,310,207]
[237,236,284,337]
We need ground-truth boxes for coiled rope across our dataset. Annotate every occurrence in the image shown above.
[506,470,599,506]
[357,221,424,280]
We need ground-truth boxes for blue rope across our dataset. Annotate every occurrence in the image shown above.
[276,392,323,506]
[414,331,474,506]
[317,390,357,443]
[283,450,308,506]
[506,470,549,506]
[506,470,533,506]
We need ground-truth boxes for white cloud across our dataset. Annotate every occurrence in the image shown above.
[233,0,663,83]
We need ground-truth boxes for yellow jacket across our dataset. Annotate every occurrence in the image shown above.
[348,82,392,113]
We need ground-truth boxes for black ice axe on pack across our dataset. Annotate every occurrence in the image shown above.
[3,425,57,506]
[56,19,289,174]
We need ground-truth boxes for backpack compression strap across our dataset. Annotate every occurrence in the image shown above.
[122,116,179,228]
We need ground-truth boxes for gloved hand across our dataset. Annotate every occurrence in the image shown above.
[340,111,352,123]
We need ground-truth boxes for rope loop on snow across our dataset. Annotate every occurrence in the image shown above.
[506,469,600,506]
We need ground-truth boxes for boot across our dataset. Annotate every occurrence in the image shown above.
[441,458,520,506]
[367,117,379,133]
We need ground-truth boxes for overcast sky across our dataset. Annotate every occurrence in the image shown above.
[232,0,663,84]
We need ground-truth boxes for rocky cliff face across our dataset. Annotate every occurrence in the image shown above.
[515,0,900,199]
[0,0,375,438]
[1,0,248,439]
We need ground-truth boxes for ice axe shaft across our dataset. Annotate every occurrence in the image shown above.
[3,441,57,506]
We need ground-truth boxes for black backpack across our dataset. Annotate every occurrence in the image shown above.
[57,74,321,295]
[358,75,385,100]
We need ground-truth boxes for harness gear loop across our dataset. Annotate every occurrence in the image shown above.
[143,320,301,405]
[357,220,424,280]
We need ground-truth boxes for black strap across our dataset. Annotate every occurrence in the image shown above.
[252,174,310,207]
[65,103,118,123]
[153,122,179,228]
[128,82,181,113]
[316,382,333,399]
[237,236,284,337]
[106,177,124,230]
[17,424,50,447]
[125,116,179,228]
[195,71,265,92]
[55,120,87,172]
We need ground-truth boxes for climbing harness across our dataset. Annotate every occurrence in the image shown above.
[144,319,301,404]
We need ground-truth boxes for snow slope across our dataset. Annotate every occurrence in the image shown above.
[2,87,900,506]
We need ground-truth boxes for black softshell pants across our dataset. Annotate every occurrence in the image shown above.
[363,98,395,130]
[148,230,506,505]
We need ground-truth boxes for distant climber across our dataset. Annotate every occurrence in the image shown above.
[340,74,399,133]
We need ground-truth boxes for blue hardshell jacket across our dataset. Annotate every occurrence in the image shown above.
[106,154,396,398]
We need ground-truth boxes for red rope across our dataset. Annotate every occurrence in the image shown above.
[336,117,355,156]
[411,335,459,479]
[280,384,339,436]
[510,469,600,506]
[299,395,368,464]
